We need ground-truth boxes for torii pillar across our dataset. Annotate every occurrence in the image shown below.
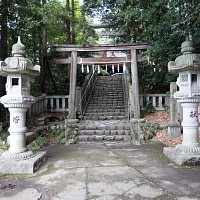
[68,51,77,119]
[131,49,140,119]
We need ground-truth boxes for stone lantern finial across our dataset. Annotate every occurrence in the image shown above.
[11,36,26,57]
[181,36,195,54]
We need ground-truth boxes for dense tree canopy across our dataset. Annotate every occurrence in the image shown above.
[0,0,200,95]
[0,0,96,95]
[82,0,200,93]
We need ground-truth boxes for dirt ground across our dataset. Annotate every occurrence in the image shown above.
[144,111,183,147]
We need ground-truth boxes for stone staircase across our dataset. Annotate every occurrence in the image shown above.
[77,75,131,142]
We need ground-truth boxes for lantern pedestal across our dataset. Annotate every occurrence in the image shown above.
[163,147,200,166]
[164,101,200,165]
[0,151,47,174]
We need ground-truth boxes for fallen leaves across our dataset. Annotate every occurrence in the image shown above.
[151,130,183,147]
[144,111,182,147]
[144,111,171,125]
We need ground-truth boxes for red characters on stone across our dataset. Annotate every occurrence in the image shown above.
[190,111,197,118]
[13,116,20,124]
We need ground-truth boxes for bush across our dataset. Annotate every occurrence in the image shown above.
[145,101,155,113]
[141,123,159,141]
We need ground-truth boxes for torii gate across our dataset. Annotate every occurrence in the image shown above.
[53,43,149,119]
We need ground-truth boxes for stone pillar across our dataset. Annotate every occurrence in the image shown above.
[98,65,100,74]
[168,82,181,138]
[69,51,77,119]
[181,102,199,147]
[130,49,140,119]
[8,107,27,153]
[112,65,114,73]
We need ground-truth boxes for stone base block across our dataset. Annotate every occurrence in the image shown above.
[66,119,79,123]
[0,151,47,174]
[163,147,200,166]
[124,135,132,142]
[167,125,182,138]
[131,118,145,124]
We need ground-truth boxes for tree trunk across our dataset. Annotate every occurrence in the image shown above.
[0,0,8,96]
[39,0,47,94]
[71,0,75,44]
[66,0,71,94]
[66,0,71,44]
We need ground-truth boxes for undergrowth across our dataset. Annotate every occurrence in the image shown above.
[27,127,66,150]
[141,123,160,141]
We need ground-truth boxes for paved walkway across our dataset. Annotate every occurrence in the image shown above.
[0,142,200,200]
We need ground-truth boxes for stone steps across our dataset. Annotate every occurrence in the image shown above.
[89,99,124,102]
[79,130,130,135]
[84,112,126,116]
[79,124,130,130]
[89,101,125,103]
[86,108,125,113]
[83,115,127,120]
[90,95,124,99]
[90,95,124,98]
[87,105,125,109]
[76,75,131,143]
[77,119,131,142]
[77,135,127,142]
[94,85,123,90]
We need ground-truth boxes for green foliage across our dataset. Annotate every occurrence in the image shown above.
[27,126,67,149]
[66,123,79,142]
[83,0,200,93]
[145,101,155,113]
[100,67,109,76]
[77,65,88,87]
[0,130,9,150]
[49,128,66,144]
[2,0,200,95]
[56,130,66,144]
[141,123,159,140]
[1,0,97,96]
[138,60,177,94]
[34,135,47,147]
[0,130,9,142]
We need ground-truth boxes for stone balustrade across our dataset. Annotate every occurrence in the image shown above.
[26,94,69,118]
[1,92,170,120]
[27,94,47,117]
[45,95,69,113]
[78,71,97,115]
[140,93,170,111]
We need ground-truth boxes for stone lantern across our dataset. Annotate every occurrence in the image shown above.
[0,37,46,173]
[164,36,200,165]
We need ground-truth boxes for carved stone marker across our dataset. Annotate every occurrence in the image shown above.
[167,82,182,138]
[0,37,46,173]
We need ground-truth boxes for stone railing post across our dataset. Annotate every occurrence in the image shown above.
[76,86,82,114]
[167,82,181,138]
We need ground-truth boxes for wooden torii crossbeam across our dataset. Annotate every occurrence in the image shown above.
[54,43,149,119]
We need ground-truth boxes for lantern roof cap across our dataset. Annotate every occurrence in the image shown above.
[181,36,195,54]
